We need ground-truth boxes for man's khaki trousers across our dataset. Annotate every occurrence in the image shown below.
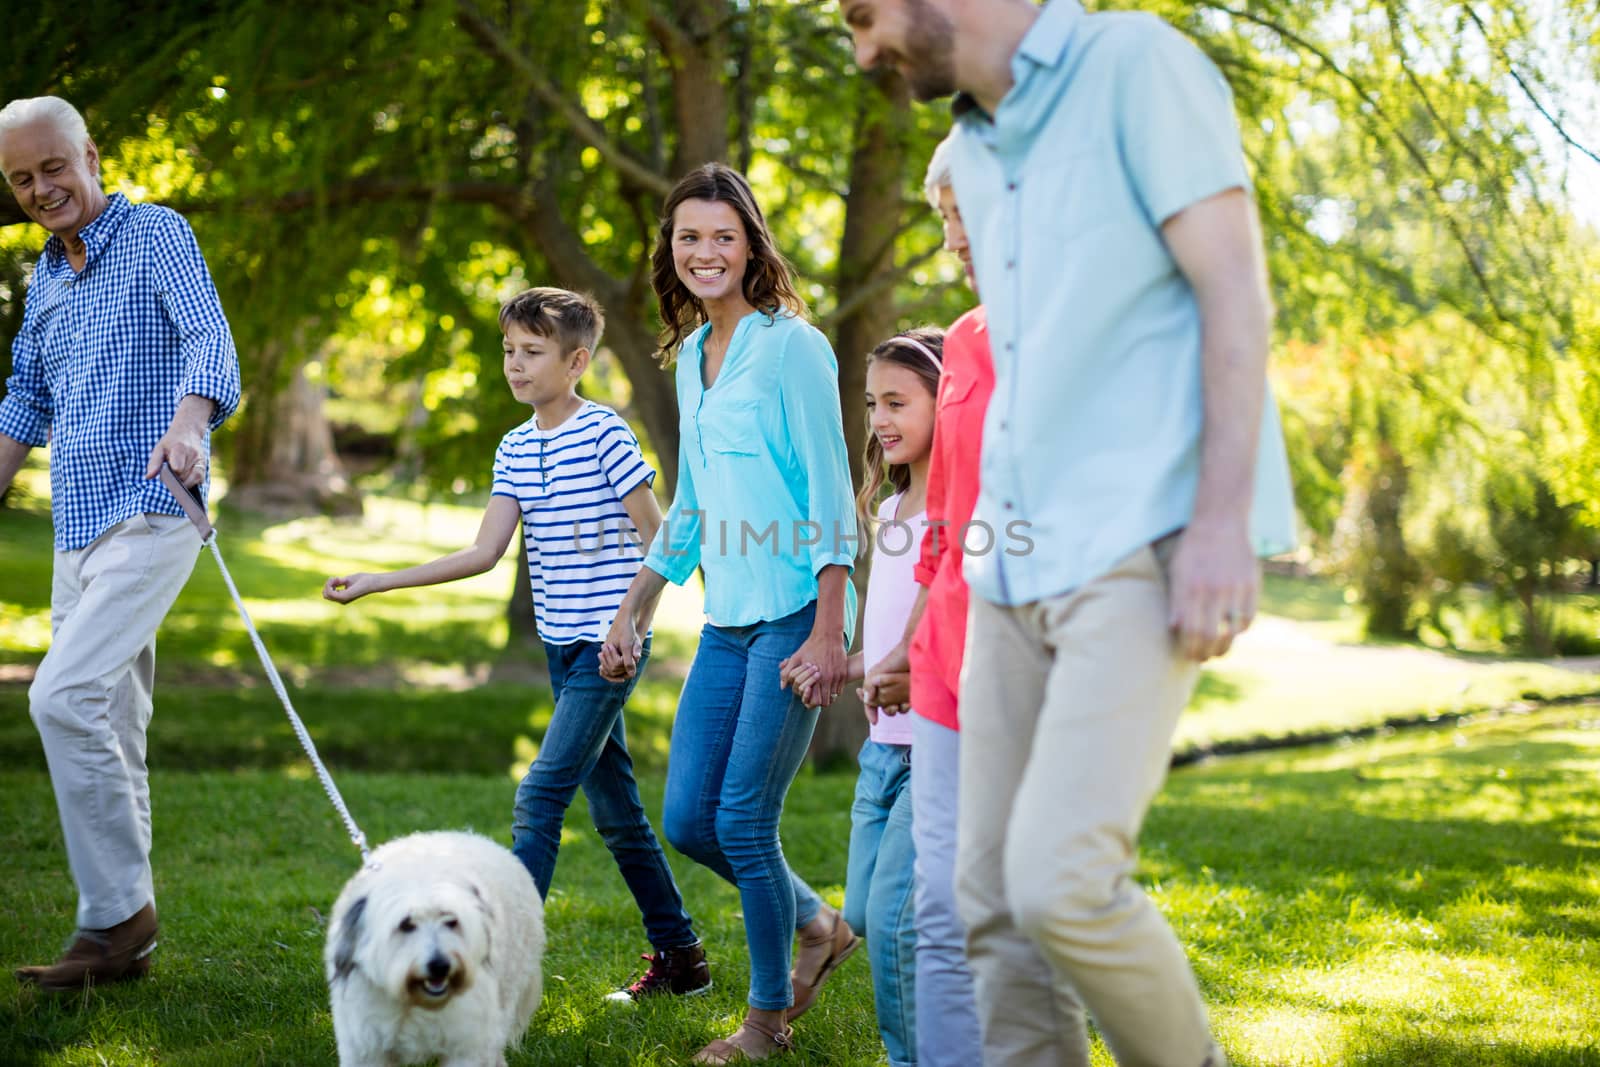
[955,541,1223,1067]
[30,514,199,930]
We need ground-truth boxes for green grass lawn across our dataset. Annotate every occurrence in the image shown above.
[3,706,1596,1065]
[4,463,1599,1064]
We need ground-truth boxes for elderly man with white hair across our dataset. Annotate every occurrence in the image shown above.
[0,95,240,991]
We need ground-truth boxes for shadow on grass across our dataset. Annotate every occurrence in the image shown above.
[153,608,516,679]
[1156,734,1600,928]
[0,676,689,778]
[0,767,881,1067]
[1146,722,1600,1064]
[1328,1031,1600,1067]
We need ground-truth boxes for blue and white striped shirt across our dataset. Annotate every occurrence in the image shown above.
[491,401,657,645]
[0,193,242,550]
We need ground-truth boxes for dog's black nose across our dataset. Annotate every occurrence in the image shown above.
[425,955,451,981]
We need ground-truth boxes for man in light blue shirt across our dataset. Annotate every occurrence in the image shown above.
[841,2,1295,1065]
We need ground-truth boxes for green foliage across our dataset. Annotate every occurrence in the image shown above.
[3,1,1599,640]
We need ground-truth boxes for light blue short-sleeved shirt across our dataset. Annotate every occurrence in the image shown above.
[644,310,859,637]
[947,0,1297,607]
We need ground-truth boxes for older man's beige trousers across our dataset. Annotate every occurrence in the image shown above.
[30,514,199,930]
[955,541,1224,1067]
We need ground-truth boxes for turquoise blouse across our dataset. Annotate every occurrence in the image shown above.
[645,310,859,637]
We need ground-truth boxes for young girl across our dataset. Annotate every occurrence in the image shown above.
[792,327,944,1067]
[600,162,859,1065]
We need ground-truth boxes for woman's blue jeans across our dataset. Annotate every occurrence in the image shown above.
[663,603,826,1011]
[845,739,918,1067]
[511,637,698,951]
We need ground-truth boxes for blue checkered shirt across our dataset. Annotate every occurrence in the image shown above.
[0,194,241,550]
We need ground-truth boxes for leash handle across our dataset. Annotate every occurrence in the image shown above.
[157,464,213,541]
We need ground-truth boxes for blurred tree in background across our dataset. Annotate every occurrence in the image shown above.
[2,0,1598,669]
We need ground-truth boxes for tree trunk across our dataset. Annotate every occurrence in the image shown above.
[1518,578,1551,656]
[831,68,913,492]
[653,0,731,178]
[604,308,683,496]
[226,357,362,518]
[809,68,912,767]
[1355,442,1421,639]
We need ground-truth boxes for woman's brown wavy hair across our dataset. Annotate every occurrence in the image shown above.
[856,326,945,531]
[650,162,808,365]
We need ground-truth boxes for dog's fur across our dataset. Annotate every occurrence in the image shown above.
[325,831,545,1067]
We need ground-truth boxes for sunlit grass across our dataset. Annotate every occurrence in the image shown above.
[1,459,706,680]
[1148,710,1600,1066]
[2,708,1596,1064]
[5,458,1600,1062]
[1183,616,1600,754]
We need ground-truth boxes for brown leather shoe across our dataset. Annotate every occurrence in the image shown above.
[785,903,858,1022]
[16,903,158,991]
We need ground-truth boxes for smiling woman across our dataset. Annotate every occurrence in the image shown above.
[647,162,809,370]
[603,162,861,1064]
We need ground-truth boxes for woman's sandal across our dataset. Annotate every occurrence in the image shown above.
[691,1015,795,1064]
[786,903,860,1022]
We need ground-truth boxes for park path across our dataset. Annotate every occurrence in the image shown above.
[1169,613,1600,759]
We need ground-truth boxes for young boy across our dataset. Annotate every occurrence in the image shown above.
[323,287,711,1002]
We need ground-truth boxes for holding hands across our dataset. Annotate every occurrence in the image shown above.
[778,630,848,711]
[859,639,911,718]
[600,612,648,683]
[781,641,909,719]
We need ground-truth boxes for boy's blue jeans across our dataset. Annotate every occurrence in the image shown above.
[662,603,826,1011]
[845,738,918,1067]
[511,637,698,951]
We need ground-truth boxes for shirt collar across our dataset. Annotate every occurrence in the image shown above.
[1017,0,1084,67]
[952,0,1085,121]
[44,192,129,270]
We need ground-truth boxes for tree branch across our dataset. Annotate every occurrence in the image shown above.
[773,156,848,201]
[1461,4,1600,168]
[1197,1,1513,328]
[645,0,732,172]
[1,179,534,230]
[820,238,945,333]
[453,0,673,198]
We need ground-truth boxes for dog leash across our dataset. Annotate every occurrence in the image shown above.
[160,464,372,864]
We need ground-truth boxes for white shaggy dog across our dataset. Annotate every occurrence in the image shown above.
[325,831,545,1067]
